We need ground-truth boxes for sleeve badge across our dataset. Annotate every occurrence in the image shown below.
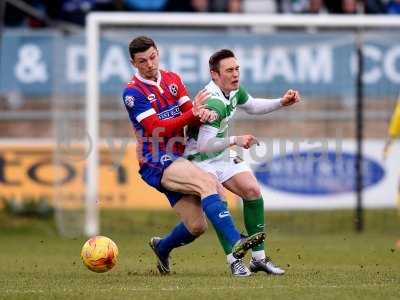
[124,95,135,107]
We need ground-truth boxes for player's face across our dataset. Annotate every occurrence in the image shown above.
[212,57,240,95]
[132,46,159,81]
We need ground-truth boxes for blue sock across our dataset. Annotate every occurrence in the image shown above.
[202,194,241,246]
[157,223,196,257]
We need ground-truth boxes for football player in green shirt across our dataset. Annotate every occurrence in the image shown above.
[185,49,300,276]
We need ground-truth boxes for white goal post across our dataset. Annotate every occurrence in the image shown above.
[85,13,400,236]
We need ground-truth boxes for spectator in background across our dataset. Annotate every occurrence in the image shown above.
[56,0,122,26]
[387,0,400,14]
[226,0,242,12]
[57,0,94,25]
[4,0,30,27]
[3,0,122,28]
[309,0,324,13]
[4,0,49,27]
[166,0,209,12]
[364,0,386,13]
[190,0,209,11]
[278,0,387,14]
[212,0,242,12]
[95,0,123,11]
[276,0,311,13]
[342,0,358,13]
[123,0,168,11]
[324,0,358,13]
[26,0,47,27]
[166,0,241,13]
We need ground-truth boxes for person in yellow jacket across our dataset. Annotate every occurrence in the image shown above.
[383,98,400,174]
[383,98,400,248]
[383,99,400,158]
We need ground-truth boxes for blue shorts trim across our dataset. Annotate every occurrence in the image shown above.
[139,160,183,207]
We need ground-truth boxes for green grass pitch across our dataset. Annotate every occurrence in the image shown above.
[1,209,400,299]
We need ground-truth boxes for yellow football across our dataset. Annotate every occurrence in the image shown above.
[81,236,119,273]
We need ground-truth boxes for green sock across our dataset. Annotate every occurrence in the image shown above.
[213,201,233,255]
[243,197,265,252]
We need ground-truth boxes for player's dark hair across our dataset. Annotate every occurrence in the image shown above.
[129,36,157,60]
[209,49,235,73]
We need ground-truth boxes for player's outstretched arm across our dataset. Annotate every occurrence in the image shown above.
[239,90,300,115]
[281,89,301,106]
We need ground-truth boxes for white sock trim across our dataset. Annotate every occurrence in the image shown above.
[227,253,236,265]
[252,250,266,261]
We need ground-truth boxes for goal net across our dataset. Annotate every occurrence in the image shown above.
[59,13,400,236]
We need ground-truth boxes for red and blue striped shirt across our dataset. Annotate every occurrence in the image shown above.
[122,69,196,166]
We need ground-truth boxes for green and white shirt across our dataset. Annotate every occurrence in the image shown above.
[184,80,252,161]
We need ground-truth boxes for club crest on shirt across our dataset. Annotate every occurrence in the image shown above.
[169,84,178,97]
[124,95,135,107]
[147,94,156,102]
[231,96,237,107]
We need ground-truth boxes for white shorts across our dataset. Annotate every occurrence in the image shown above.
[191,153,251,183]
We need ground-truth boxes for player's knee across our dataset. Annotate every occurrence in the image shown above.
[187,218,208,236]
[243,184,261,199]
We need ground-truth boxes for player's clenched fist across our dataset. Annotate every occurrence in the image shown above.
[198,109,218,123]
[234,135,259,149]
[281,89,300,106]
[192,89,211,116]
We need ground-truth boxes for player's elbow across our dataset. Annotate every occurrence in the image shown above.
[241,106,256,114]
[197,142,210,153]
[197,145,207,153]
